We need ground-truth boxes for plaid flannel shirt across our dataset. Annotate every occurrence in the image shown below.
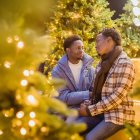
[88,52,135,125]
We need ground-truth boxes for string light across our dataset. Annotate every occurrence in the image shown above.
[28,120,36,127]
[29,112,36,118]
[20,79,28,86]
[20,127,27,135]
[17,41,24,49]
[23,70,30,77]
[4,61,11,69]
[16,111,24,119]
[27,95,38,106]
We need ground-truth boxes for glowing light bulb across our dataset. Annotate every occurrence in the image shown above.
[23,70,30,77]
[20,127,27,135]
[20,79,28,86]
[16,111,24,118]
[17,41,24,49]
[28,120,36,127]
[4,61,11,68]
[29,112,36,118]
[27,95,38,106]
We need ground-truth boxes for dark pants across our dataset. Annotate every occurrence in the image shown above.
[76,114,124,140]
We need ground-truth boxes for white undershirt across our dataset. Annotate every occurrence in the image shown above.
[68,60,83,86]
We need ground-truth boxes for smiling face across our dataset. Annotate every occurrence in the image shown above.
[66,40,84,63]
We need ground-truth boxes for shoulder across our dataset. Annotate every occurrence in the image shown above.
[116,52,134,67]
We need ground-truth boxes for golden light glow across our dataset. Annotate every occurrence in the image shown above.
[16,111,24,119]
[20,79,28,86]
[23,70,30,77]
[14,35,19,41]
[20,127,27,135]
[41,127,49,133]
[29,112,36,118]
[3,108,14,117]
[7,37,13,43]
[72,13,81,19]
[4,61,11,69]
[17,41,24,49]
[29,70,34,75]
[0,130,3,135]
[27,95,38,106]
[28,120,36,127]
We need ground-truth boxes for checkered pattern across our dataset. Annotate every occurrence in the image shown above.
[88,52,135,125]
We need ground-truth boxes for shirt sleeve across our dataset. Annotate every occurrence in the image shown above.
[88,62,135,116]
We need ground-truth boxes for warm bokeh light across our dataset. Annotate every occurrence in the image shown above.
[0,130,3,135]
[7,37,13,43]
[17,41,24,49]
[27,95,38,106]
[28,120,36,127]
[29,112,36,118]
[4,61,11,69]
[23,70,30,77]
[20,79,28,86]
[29,70,34,75]
[41,127,49,133]
[16,111,24,119]
[20,127,27,135]
[14,35,19,41]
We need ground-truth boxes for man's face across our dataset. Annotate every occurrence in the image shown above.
[95,33,109,56]
[67,40,84,60]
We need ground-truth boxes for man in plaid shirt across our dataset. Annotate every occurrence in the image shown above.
[78,28,135,140]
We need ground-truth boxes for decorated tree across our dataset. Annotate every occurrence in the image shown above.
[115,1,140,139]
[115,0,140,58]
[0,0,85,140]
[42,0,115,73]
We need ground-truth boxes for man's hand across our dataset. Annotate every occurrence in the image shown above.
[78,103,89,116]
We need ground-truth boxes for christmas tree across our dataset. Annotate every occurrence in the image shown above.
[115,0,140,58]
[0,0,85,140]
[42,0,115,73]
[115,1,140,139]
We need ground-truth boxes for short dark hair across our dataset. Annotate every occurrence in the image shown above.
[101,28,121,46]
[63,35,82,51]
